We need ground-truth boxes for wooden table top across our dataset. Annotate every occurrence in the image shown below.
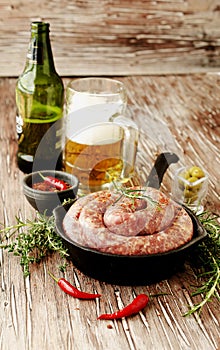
[0,74,219,350]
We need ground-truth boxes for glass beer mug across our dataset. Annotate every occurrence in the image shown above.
[63,78,138,194]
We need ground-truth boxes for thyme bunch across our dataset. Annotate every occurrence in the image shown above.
[0,212,68,277]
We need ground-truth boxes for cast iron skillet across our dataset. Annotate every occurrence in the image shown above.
[53,153,207,285]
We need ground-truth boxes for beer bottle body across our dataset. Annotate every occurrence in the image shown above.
[16,22,64,173]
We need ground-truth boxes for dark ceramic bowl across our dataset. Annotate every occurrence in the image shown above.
[23,170,79,215]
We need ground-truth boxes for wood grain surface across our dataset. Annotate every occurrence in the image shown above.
[1,0,220,77]
[0,75,219,350]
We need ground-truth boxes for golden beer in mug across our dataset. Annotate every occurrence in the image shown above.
[64,123,136,193]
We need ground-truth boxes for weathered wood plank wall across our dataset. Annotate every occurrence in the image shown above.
[0,0,220,77]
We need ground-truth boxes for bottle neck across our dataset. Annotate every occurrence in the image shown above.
[25,22,56,73]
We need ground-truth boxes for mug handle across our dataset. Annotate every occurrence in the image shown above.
[109,113,139,178]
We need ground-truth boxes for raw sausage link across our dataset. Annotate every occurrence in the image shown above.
[103,188,177,236]
[63,187,193,255]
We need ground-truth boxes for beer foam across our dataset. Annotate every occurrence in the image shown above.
[73,123,123,145]
[66,103,124,139]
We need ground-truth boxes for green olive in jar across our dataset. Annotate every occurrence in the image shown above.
[183,170,191,180]
[184,189,198,204]
[185,176,201,191]
[180,165,205,203]
[188,166,205,179]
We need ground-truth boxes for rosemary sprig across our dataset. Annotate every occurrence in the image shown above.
[112,182,159,207]
[184,211,220,316]
[0,212,69,277]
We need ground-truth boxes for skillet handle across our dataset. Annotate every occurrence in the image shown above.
[146,152,179,189]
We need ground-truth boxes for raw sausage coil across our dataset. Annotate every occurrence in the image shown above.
[62,187,193,255]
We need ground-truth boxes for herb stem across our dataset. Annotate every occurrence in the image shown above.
[184,250,220,316]
[112,182,158,207]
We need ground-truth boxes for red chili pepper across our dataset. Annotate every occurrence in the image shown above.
[98,294,149,320]
[39,173,68,191]
[48,272,101,300]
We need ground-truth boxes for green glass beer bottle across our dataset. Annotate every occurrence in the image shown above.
[16,22,64,173]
